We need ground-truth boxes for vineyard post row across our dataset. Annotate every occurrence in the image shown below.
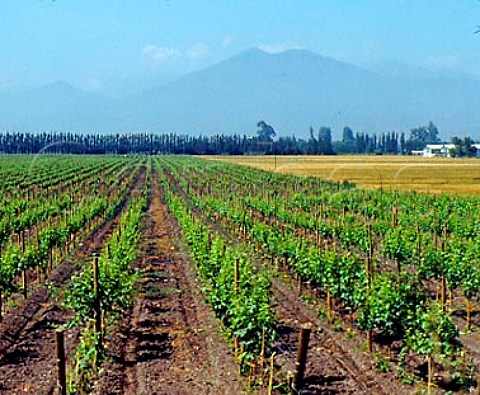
[158,155,480,393]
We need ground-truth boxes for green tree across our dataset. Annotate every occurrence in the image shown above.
[342,126,355,144]
[406,121,441,151]
[450,136,477,157]
[400,132,406,154]
[318,126,334,155]
[256,121,276,142]
[339,126,356,153]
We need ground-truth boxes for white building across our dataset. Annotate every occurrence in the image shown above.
[423,144,455,157]
[421,143,480,157]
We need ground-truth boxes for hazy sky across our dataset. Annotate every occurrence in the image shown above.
[2,1,480,91]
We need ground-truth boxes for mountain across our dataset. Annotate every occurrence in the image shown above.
[116,48,480,137]
[0,81,112,132]
[1,49,480,137]
[97,72,179,99]
[119,48,390,134]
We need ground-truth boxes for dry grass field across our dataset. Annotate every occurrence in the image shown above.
[203,155,480,196]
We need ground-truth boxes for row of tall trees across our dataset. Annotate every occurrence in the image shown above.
[0,132,264,155]
[0,121,468,156]
[336,129,405,155]
[334,122,441,155]
[0,129,334,155]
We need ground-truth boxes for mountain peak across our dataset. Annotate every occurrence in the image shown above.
[232,47,270,59]
[0,48,479,136]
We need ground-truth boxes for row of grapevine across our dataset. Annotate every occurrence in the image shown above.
[0,157,144,318]
[62,159,151,393]
[158,160,277,377]
[160,156,479,392]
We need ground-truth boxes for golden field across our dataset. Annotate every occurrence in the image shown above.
[202,155,480,196]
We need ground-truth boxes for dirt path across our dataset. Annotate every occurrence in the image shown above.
[0,165,146,395]
[94,170,244,395]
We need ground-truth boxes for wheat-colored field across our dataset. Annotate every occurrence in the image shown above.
[202,155,480,196]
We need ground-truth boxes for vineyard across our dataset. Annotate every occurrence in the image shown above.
[1,154,480,394]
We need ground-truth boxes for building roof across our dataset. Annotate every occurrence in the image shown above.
[426,144,455,150]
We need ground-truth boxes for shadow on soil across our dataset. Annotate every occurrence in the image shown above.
[135,331,173,362]
[0,348,39,366]
[301,374,348,394]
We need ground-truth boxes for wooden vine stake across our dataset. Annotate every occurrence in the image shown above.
[207,233,212,251]
[234,258,240,294]
[476,369,480,395]
[367,222,374,266]
[267,352,276,395]
[391,207,398,228]
[365,244,373,354]
[257,327,266,389]
[441,271,447,313]
[283,255,289,279]
[21,230,25,253]
[93,256,103,349]
[242,211,247,237]
[442,225,451,311]
[366,329,373,354]
[55,330,67,395]
[234,258,240,359]
[291,324,312,395]
[366,253,372,290]
[416,221,421,269]
[260,327,266,367]
[427,354,434,395]
[467,298,472,331]
[326,288,333,322]
[22,268,28,299]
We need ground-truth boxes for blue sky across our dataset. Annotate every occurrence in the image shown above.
[2,0,480,92]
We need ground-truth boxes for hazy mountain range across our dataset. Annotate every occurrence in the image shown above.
[1,48,479,139]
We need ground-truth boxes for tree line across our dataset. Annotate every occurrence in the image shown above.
[0,121,475,156]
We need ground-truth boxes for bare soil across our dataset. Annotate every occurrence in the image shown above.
[94,171,244,395]
[269,273,410,395]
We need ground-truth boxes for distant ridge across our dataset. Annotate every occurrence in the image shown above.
[1,48,479,138]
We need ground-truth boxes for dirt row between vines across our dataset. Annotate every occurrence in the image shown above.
[164,167,414,395]
[0,165,146,395]
[93,168,243,395]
